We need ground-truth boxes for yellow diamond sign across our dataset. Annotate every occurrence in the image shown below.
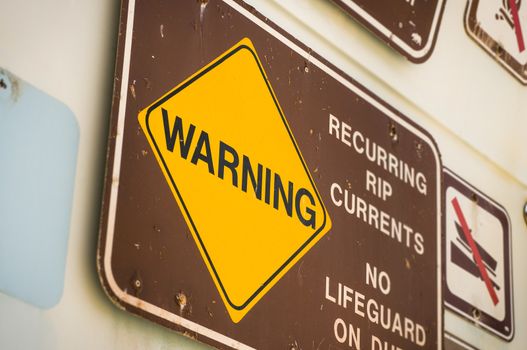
[138,38,331,322]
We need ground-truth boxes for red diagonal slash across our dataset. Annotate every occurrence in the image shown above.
[508,0,525,53]
[451,197,499,305]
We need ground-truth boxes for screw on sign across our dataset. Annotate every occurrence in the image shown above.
[466,0,527,83]
[444,168,514,341]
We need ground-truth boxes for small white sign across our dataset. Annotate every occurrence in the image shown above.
[444,168,514,341]
[466,0,527,84]
[446,187,505,318]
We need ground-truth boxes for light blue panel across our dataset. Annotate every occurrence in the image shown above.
[0,69,79,308]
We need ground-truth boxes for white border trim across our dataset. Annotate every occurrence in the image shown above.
[337,0,445,60]
[103,0,443,348]
[443,167,514,341]
[465,0,527,84]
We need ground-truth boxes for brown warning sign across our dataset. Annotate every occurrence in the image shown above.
[97,0,442,349]
[330,0,446,62]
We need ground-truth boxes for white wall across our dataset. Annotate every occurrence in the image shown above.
[0,0,525,349]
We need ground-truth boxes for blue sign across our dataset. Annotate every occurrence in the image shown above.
[0,69,79,308]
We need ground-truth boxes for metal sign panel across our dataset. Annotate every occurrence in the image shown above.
[465,0,527,84]
[330,0,446,62]
[98,0,442,349]
[444,168,514,341]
